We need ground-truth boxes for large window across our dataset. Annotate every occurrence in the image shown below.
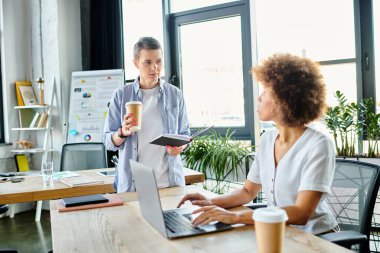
[255,0,357,106]
[168,1,253,140]
[254,0,377,143]
[179,17,245,128]
[122,0,164,81]
[119,0,377,144]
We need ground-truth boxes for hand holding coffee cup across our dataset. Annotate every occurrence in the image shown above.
[121,113,136,137]
[124,101,143,132]
[253,207,288,253]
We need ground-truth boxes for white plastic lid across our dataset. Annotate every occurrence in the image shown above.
[252,207,288,223]
[125,101,143,106]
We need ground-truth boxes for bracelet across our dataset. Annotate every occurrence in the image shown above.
[117,128,128,139]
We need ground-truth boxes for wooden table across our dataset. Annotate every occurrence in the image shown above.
[0,167,204,221]
[50,186,352,253]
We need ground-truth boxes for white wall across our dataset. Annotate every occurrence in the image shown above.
[0,0,82,172]
[0,0,32,171]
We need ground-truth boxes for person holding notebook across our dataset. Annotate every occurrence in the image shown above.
[177,53,338,235]
[103,37,190,192]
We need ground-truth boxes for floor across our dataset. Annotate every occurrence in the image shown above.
[0,209,52,253]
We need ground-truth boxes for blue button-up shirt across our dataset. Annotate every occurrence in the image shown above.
[103,78,190,192]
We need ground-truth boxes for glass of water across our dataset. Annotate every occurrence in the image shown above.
[42,162,54,187]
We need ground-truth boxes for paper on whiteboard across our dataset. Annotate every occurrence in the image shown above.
[67,70,124,143]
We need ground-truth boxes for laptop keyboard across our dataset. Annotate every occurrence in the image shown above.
[163,211,196,233]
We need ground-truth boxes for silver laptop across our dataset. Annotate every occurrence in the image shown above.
[130,160,232,239]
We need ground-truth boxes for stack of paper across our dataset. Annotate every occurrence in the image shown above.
[60,176,104,187]
[52,171,81,180]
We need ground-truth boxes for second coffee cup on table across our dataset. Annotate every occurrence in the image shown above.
[125,101,143,132]
[253,207,288,253]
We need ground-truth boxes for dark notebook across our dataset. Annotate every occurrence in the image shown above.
[62,194,109,207]
[150,125,214,147]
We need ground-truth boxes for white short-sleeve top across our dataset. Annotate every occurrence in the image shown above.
[137,86,169,188]
[247,127,338,234]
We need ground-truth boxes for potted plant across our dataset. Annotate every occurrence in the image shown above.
[325,90,380,161]
[183,129,254,194]
[359,98,380,158]
[325,91,359,157]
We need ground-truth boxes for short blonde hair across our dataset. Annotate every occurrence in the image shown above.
[133,37,162,59]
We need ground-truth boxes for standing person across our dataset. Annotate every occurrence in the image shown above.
[177,53,338,235]
[104,37,190,192]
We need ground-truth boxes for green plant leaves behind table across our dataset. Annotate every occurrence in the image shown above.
[183,129,254,194]
[325,91,359,157]
[325,90,380,158]
[359,98,380,157]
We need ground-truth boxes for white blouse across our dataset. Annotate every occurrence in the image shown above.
[247,127,338,234]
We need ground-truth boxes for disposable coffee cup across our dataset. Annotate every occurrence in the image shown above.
[253,207,288,253]
[125,101,143,132]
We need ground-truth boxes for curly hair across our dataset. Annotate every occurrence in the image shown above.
[252,53,327,127]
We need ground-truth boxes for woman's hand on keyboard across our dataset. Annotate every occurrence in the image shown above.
[191,206,237,226]
[177,193,212,208]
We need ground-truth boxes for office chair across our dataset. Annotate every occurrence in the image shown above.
[0,204,8,216]
[60,143,107,171]
[320,159,380,253]
[245,159,380,252]
[35,142,108,221]
[0,204,8,213]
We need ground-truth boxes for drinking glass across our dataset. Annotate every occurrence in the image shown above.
[42,162,54,187]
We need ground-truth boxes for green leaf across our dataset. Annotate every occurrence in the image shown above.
[182,128,254,193]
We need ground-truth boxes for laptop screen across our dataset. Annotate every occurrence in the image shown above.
[130,159,233,239]
[130,160,168,237]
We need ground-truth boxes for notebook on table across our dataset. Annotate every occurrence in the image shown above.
[57,194,123,212]
[62,194,109,207]
[130,160,232,239]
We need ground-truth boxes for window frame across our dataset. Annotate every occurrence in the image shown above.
[317,0,375,114]
[356,0,376,148]
[0,49,4,144]
[358,0,376,108]
[119,0,376,146]
[164,0,254,142]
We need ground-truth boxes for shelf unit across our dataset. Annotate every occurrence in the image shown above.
[11,81,56,171]
[9,77,57,222]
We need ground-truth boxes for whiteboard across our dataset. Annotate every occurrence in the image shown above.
[67,69,124,143]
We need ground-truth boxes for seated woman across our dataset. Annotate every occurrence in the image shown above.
[178,53,338,235]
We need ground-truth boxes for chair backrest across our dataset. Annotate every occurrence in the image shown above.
[0,204,8,215]
[60,143,107,171]
[327,159,380,238]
